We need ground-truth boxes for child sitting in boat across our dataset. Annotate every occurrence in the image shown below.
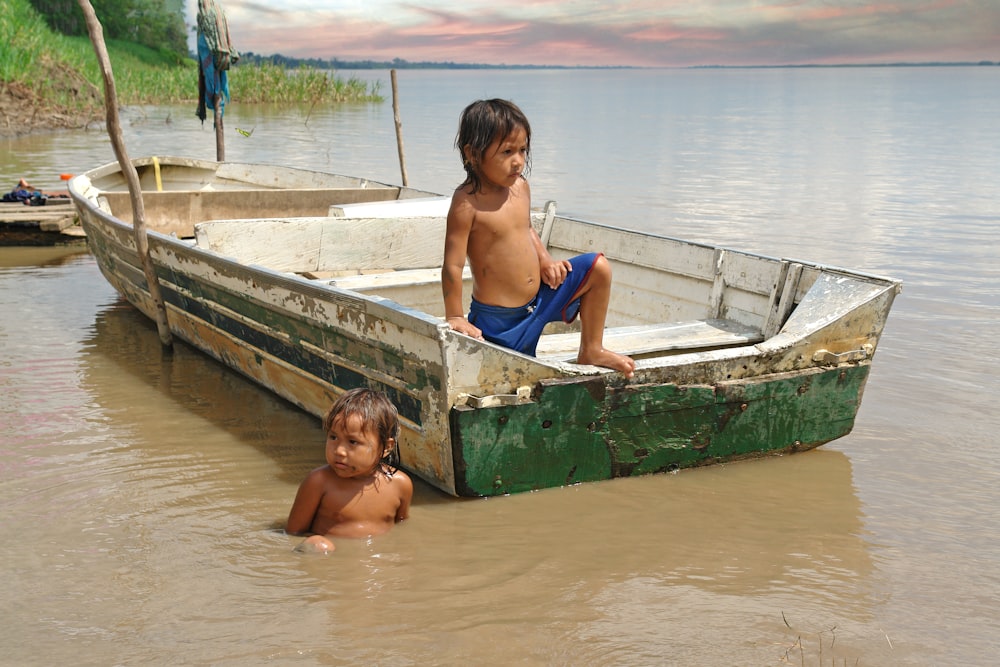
[286,388,413,554]
[441,98,635,378]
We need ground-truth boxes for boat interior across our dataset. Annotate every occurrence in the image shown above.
[90,173,892,364]
[186,201,833,361]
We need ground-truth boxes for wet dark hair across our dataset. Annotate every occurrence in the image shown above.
[323,388,401,473]
[455,98,532,193]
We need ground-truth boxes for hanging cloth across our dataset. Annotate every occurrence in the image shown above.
[196,0,239,124]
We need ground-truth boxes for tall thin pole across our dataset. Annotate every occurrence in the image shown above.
[391,69,408,186]
[77,0,172,348]
[214,94,225,161]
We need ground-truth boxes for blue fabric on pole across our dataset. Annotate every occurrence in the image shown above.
[196,0,238,123]
[198,31,230,116]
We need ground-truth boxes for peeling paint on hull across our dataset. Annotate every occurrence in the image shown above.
[451,365,868,496]
[71,157,901,497]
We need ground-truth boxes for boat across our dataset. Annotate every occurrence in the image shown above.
[69,155,901,497]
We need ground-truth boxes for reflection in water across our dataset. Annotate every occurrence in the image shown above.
[54,294,880,664]
[0,244,89,268]
[82,300,327,488]
[4,67,998,664]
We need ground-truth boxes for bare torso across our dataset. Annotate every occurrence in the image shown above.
[307,466,410,538]
[459,177,540,308]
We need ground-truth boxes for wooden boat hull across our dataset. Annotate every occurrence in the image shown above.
[451,364,869,495]
[71,156,901,497]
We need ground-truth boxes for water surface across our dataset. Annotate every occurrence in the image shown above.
[1,66,998,665]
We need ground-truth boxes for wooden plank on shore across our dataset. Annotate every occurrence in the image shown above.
[0,202,85,243]
[0,206,78,223]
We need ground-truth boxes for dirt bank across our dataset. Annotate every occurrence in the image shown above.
[0,58,104,137]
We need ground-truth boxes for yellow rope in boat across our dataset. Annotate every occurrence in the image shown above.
[153,156,162,192]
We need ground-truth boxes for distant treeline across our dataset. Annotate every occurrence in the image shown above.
[693,61,998,69]
[237,53,631,70]
[231,53,1000,71]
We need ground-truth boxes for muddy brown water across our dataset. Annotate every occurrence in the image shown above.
[2,67,998,664]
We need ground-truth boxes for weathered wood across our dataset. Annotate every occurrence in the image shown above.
[327,266,471,291]
[536,319,763,360]
[391,69,408,186]
[196,216,448,273]
[0,215,86,245]
[1,209,76,226]
[102,188,403,238]
[214,94,224,162]
[78,0,171,347]
[70,155,903,497]
[330,196,450,218]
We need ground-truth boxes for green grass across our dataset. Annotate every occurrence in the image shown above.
[0,0,50,81]
[2,0,381,112]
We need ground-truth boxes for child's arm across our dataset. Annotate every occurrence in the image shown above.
[531,226,571,289]
[442,193,483,338]
[286,468,325,535]
[521,179,570,288]
[394,471,414,523]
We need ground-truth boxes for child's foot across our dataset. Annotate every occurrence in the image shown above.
[577,348,636,378]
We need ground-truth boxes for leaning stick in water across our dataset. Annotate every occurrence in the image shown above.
[391,69,408,186]
[77,0,173,348]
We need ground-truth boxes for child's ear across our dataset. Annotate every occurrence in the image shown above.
[382,438,396,458]
[462,144,475,165]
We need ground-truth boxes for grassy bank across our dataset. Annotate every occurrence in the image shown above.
[1,0,381,121]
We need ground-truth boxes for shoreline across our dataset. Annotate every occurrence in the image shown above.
[0,82,100,138]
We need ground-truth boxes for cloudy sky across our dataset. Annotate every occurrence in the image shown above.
[188,0,998,67]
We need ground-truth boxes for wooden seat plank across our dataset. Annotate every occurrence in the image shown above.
[327,266,471,291]
[535,318,763,360]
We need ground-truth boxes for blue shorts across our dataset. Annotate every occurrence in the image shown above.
[468,253,601,356]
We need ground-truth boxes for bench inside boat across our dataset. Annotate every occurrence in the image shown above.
[191,212,819,361]
[97,186,420,238]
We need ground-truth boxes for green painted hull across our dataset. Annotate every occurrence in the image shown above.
[452,365,868,496]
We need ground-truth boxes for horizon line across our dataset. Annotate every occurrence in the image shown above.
[236,53,1000,70]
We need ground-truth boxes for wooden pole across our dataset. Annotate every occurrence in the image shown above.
[214,94,225,161]
[390,69,408,186]
[77,0,173,348]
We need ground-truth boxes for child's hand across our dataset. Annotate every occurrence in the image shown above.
[541,259,571,289]
[447,316,484,340]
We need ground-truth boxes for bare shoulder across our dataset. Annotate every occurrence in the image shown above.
[388,468,414,498]
[447,187,477,236]
[298,464,340,497]
[304,464,335,485]
[516,174,531,197]
[449,185,477,215]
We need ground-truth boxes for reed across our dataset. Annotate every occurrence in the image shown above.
[231,63,381,104]
[775,612,874,666]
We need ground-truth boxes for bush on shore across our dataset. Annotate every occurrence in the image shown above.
[1,0,381,135]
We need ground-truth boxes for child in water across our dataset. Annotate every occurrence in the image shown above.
[441,98,635,378]
[286,388,413,553]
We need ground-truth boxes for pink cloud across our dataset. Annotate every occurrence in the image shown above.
[219,1,1000,67]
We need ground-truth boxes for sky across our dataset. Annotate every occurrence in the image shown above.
[188,0,999,67]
